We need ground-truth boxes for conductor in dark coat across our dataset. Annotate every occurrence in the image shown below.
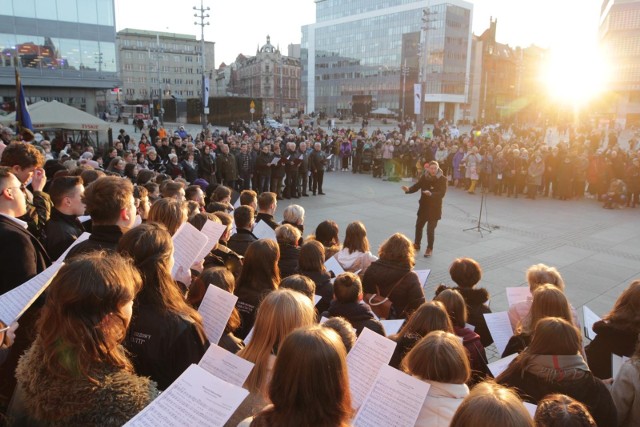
[402,160,447,258]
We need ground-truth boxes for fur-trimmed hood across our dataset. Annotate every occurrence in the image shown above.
[435,285,490,307]
[13,338,158,427]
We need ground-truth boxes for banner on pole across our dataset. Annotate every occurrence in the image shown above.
[413,83,422,115]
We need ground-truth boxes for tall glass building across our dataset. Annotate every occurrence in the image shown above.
[0,0,118,114]
[301,0,473,123]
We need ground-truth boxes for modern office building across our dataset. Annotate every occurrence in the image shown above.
[0,0,119,115]
[600,0,640,127]
[116,29,215,111]
[301,0,473,123]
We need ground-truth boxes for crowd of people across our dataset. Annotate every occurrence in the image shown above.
[0,119,639,426]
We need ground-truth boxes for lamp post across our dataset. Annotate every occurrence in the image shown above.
[418,6,436,134]
[194,0,210,130]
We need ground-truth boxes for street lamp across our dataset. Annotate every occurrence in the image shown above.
[194,1,210,129]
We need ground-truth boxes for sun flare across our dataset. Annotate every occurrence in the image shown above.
[541,44,611,107]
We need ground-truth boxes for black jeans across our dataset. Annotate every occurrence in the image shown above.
[415,210,439,250]
[312,170,324,193]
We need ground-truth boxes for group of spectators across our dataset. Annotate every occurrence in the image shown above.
[0,119,639,426]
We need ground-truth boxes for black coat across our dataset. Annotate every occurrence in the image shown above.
[0,216,50,295]
[216,152,238,182]
[389,334,420,369]
[278,244,299,278]
[227,229,258,256]
[234,286,272,339]
[362,260,425,319]
[298,269,333,314]
[309,150,327,172]
[499,368,617,427]
[324,300,386,337]
[65,225,127,260]
[43,208,85,261]
[435,285,493,347]
[125,304,208,390]
[256,213,279,230]
[586,320,638,379]
[405,169,447,220]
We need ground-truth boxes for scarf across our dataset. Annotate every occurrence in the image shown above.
[526,354,590,382]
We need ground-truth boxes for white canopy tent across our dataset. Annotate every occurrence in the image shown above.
[370,107,397,116]
[0,100,109,132]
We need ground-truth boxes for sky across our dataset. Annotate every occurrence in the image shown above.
[114,0,603,68]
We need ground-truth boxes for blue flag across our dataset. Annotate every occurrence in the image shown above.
[15,68,33,132]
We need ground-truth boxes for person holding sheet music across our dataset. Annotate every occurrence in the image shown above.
[43,176,86,260]
[497,318,617,427]
[402,331,471,426]
[586,280,640,379]
[323,272,385,337]
[435,289,491,383]
[0,167,50,409]
[118,223,209,390]
[230,290,316,426]
[10,253,159,426]
[297,240,333,315]
[283,142,300,199]
[435,257,493,347]
[240,326,352,427]
[255,144,273,193]
[389,301,454,369]
[228,206,258,256]
[362,233,425,320]
[610,336,640,427]
[502,284,574,358]
[234,239,281,339]
[65,176,137,260]
[147,197,187,237]
[188,267,245,354]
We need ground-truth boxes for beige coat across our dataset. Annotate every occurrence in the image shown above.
[611,357,640,427]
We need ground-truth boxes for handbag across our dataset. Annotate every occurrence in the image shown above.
[363,272,410,320]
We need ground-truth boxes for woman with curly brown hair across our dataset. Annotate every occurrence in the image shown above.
[361,233,425,319]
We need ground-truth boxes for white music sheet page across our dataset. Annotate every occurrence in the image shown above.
[353,364,429,427]
[612,354,631,379]
[252,220,276,241]
[506,287,532,307]
[198,285,238,345]
[582,306,601,341]
[0,262,62,324]
[198,345,254,387]
[124,364,249,427]
[194,220,228,263]
[414,269,431,287]
[379,319,404,336]
[57,232,90,262]
[483,312,514,356]
[346,327,397,409]
[324,256,345,276]
[487,353,519,378]
[523,402,537,419]
[171,222,209,281]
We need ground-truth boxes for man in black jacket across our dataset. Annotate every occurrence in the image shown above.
[65,176,136,260]
[43,176,86,261]
[309,142,327,195]
[227,205,257,256]
[402,160,447,257]
[255,191,279,230]
[297,141,310,197]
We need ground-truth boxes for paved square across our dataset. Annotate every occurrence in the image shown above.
[274,170,640,360]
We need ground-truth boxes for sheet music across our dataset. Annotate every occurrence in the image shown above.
[269,156,281,166]
[353,364,429,427]
[487,353,518,378]
[243,327,254,344]
[380,319,404,336]
[57,232,90,262]
[483,312,514,356]
[171,222,209,282]
[523,402,537,419]
[582,306,601,341]
[194,220,228,263]
[232,198,241,209]
[77,215,91,223]
[252,220,276,241]
[414,269,431,287]
[0,262,63,325]
[198,345,254,387]
[612,354,631,379]
[464,323,476,331]
[347,327,397,409]
[324,256,345,276]
[313,294,322,306]
[124,364,249,427]
[506,287,532,307]
[198,285,239,345]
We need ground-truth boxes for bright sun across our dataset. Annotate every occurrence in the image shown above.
[542,44,611,107]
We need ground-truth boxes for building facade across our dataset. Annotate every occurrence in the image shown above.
[227,36,301,118]
[0,0,118,115]
[116,28,215,113]
[301,0,473,123]
[600,0,640,127]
